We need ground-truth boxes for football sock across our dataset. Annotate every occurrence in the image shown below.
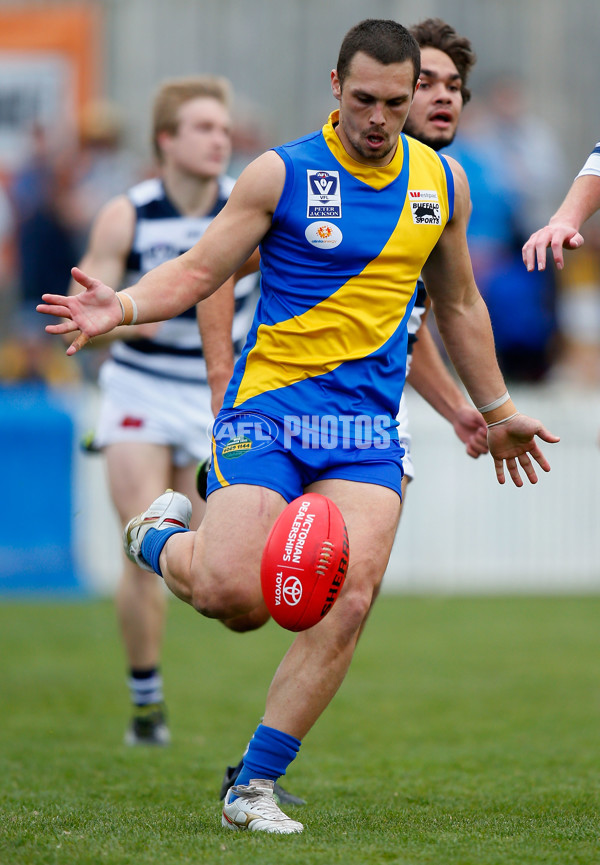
[141,526,189,577]
[128,667,164,707]
[231,723,301,798]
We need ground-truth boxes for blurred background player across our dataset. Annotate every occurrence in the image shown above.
[70,76,256,745]
[522,142,600,272]
[217,16,488,803]
[522,141,600,407]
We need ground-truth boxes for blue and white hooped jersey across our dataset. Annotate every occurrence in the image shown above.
[109,176,257,384]
[577,142,600,178]
[223,111,453,433]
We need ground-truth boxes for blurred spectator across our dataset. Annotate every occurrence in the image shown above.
[482,74,568,236]
[2,123,80,386]
[555,235,600,385]
[9,125,78,306]
[0,177,15,336]
[484,238,558,382]
[68,99,142,254]
[1,102,143,386]
[445,75,567,383]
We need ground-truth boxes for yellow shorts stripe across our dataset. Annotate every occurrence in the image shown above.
[211,437,229,488]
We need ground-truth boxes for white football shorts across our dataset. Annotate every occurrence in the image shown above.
[396,392,414,481]
[94,359,214,466]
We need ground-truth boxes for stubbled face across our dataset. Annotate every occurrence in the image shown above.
[331,51,417,166]
[159,96,232,178]
[402,47,464,151]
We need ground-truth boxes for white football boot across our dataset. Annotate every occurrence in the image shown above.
[222,779,304,833]
[123,489,192,573]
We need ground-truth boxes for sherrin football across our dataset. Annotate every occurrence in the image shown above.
[260,492,349,632]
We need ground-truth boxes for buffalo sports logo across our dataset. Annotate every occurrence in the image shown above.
[307,170,341,218]
[409,189,441,225]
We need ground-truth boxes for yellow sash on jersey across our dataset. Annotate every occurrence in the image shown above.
[234,114,451,407]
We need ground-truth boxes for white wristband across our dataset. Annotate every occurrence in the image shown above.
[116,291,138,325]
[477,391,510,413]
[487,411,519,429]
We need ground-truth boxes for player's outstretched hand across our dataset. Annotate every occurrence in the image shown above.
[522,222,584,272]
[36,267,123,354]
[452,405,489,459]
[487,413,560,486]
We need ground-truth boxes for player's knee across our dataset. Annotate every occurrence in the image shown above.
[190,568,261,621]
[222,605,270,632]
[335,581,376,635]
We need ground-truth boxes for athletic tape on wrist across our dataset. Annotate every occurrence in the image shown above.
[487,411,519,429]
[477,391,510,413]
[116,291,138,325]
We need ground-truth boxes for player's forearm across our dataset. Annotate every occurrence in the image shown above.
[434,295,509,412]
[121,250,222,324]
[406,326,468,423]
[197,276,235,414]
[549,174,600,232]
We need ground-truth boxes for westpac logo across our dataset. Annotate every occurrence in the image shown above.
[409,189,438,200]
[307,169,341,218]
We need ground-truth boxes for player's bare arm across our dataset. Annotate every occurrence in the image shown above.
[196,280,235,415]
[406,312,488,458]
[522,173,600,272]
[423,157,559,486]
[199,249,262,413]
[235,246,261,279]
[37,151,285,353]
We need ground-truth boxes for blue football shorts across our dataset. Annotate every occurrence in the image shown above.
[206,409,404,502]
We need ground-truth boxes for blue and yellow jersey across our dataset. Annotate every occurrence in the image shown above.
[223,110,454,434]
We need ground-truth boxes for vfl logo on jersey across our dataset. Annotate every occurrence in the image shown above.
[409,189,441,225]
[307,170,341,218]
[305,221,343,249]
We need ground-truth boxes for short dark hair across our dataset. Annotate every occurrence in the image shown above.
[336,19,421,90]
[409,18,476,105]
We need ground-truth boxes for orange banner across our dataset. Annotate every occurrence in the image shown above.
[0,4,102,171]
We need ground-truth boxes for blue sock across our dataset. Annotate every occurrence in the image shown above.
[141,526,189,577]
[232,724,301,797]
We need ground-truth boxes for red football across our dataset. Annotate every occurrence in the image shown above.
[260,492,349,632]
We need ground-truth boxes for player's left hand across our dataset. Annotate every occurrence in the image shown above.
[452,405,489,459]
[487,413,560,486]
[37,267,123,354]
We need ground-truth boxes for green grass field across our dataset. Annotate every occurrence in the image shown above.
[1,595,600,865]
